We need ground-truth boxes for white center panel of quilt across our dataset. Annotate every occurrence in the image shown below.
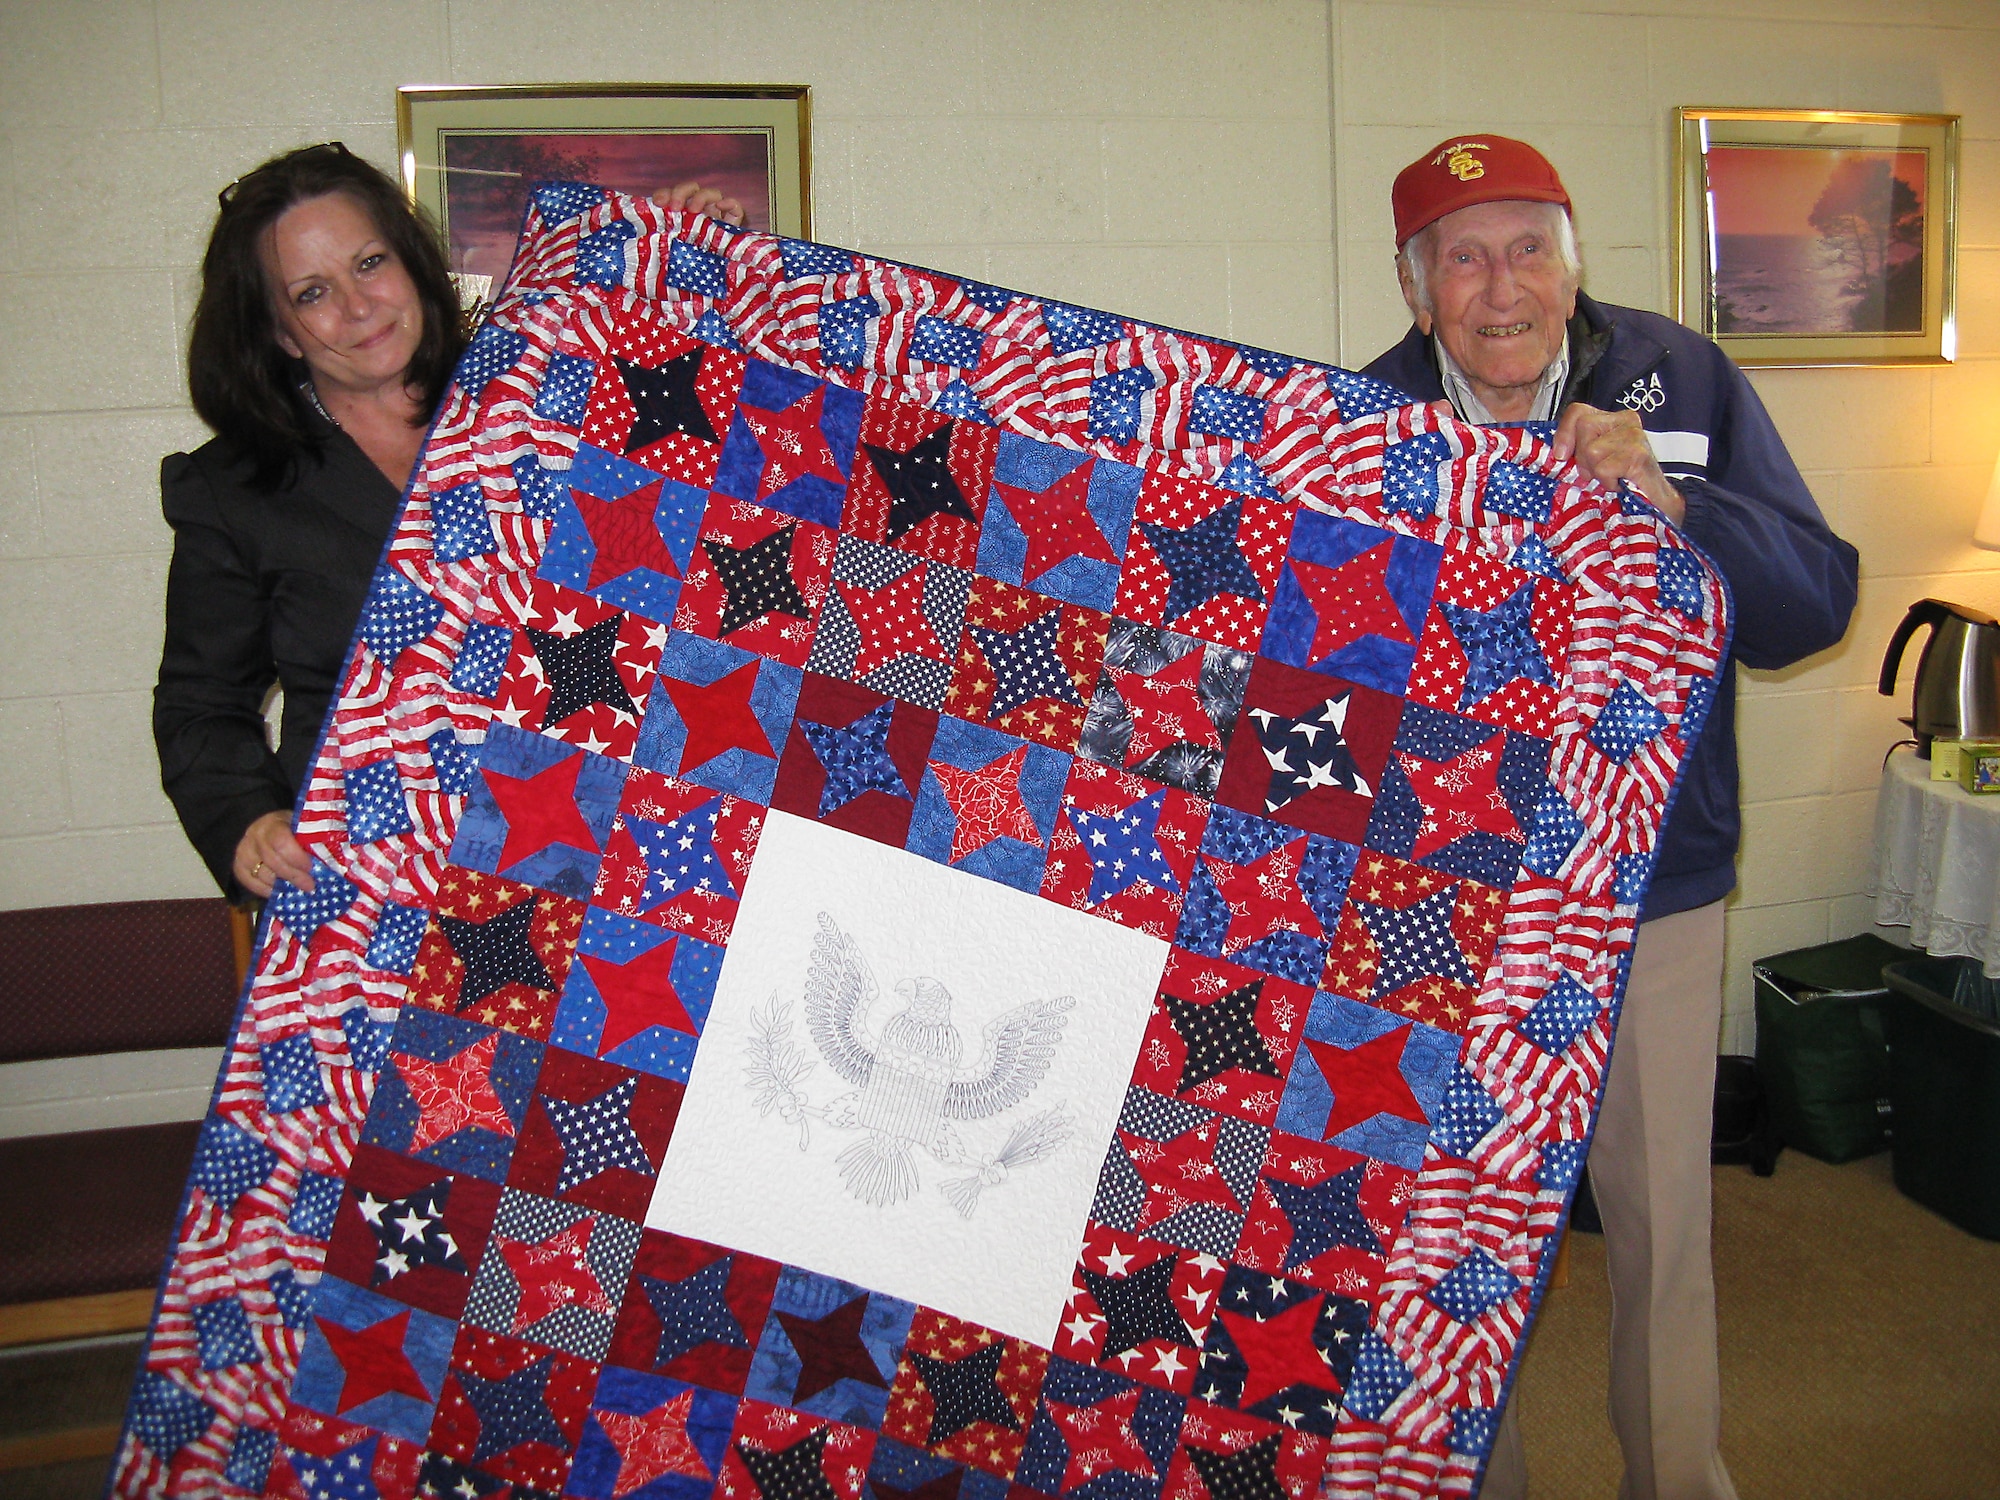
[651,809,1168,1344]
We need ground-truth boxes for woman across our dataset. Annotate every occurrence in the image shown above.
[155,144,742,901]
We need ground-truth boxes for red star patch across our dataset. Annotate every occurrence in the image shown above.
[745,385,849,499]
[316,1311,432,1412]
[1302,1030,1426,1140]
[995,462,1119,584]
[573,479,680,592]
[1215,1295,1333,1408]
[393,1033,516,1153]
[1121,1117,1244,1232]
[483,754,598,874]
[659,661,776,774]
[930,745,1042,863]
[1201,839,1325,958]
[1287,541,1415,663]
[499,1219,616,1333]
[598,1390,709,1494]
[837,563,949,677]
[1399,734,1520,860]
[1046,1386,1157,1489]
[1114,648,1223,766]
[579,935,697,1054]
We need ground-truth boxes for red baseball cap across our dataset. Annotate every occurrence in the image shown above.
[1392,135,1571,246]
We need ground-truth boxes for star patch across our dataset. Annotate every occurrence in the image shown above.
[773,676,939,849]
[1041,760,1205,937]
[1321,856,1504,1034]
[1114,476,1292,651]
[608,1234,779,1394]
[1215,660,1400,845]
[978,433,1140,611]
[844,401,996,567]
[1079,624,1251,798]
[884,1312,1045,1476]
[680,502,833,667]
[949,579,1106,751]
[1059,1229,1224,1396]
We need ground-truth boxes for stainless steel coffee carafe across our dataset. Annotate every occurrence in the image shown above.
[1879,598,2000,754]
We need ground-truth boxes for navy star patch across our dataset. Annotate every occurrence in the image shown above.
[967,609,1085,718]
[529,615,639,725]
[1266,1165,1381,1263]
[1249,691,1372,815]
[867,424,979,540]
[355,1180,466,1283]
[1141,499,1265,622]
[640,1256,751,1367]
[541,1076,656,1192]
[1439,582,1553,707]
[737,1428,840,1500]
[1357,887,1479,997]
[704,525,811,637]
[1159,980,1279,1093]
[910,1342,1019,1442]
[619,351,718,451]
[439,899,555,1009]
[459,1355,567,1460]
[1079,1254,1193,1357]
[799,700,911,815]
[1185,1434,1287,1500]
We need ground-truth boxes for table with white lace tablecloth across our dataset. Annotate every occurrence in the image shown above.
[1871,746,2000,975]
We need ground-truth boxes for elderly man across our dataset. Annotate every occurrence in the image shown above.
[1364,138,1858,1500]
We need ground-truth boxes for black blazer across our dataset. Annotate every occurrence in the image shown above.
[153,425,401,896]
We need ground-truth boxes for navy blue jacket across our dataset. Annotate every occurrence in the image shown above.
[1364,292,1859,920]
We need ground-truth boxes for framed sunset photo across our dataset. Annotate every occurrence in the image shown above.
[398,84,811,303]
[1676,108,1958,366]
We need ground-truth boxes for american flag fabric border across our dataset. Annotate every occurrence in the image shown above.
[114,184,1729,1500]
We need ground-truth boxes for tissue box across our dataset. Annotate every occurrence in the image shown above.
[1957,742,2000,793]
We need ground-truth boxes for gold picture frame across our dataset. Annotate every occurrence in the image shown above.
[1675,107,1958,367]
[397,83,811,290]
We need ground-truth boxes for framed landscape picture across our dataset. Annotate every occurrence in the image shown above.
[398,84,811,295]
[1675,108,1958,366]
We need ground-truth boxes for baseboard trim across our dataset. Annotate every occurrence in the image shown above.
[0,1289,154,1349]
[0,1423,122,1471]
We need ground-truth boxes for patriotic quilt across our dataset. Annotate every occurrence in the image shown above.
[115,185,1729,1500]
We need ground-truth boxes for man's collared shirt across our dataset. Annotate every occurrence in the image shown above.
[1433,335,1569,425]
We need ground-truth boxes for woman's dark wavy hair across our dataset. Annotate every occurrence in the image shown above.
[188,142,464,489]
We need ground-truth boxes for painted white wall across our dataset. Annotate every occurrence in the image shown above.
[3,0,1996,1121]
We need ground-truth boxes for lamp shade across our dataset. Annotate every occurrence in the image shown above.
[1979,448,2000,550]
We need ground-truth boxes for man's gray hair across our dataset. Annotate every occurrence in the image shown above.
[1397,202,1581,315]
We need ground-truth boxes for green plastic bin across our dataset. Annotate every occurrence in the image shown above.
[1882,957,2000,1241]
[1752,934,1903,1163]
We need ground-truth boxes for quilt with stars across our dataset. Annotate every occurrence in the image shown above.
[114,185,1729,1500]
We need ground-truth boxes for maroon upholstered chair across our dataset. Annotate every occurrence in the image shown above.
[0,899,243,1347]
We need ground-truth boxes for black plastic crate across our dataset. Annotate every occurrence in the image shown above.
[1882,957,2000,1241]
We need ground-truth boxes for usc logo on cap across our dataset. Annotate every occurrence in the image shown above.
[1432,141,1490,182]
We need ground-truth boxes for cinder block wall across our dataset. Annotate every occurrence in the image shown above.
[1326,0,2000,1048]
[3,0,1997,1124]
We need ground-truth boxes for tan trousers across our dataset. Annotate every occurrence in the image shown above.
[1482,902,1740,1500]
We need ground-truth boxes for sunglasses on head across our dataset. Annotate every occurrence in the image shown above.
[217,141,356,209]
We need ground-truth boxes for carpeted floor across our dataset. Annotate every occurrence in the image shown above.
[1514,1150,2000,1499]
[2,1152,1994,1499]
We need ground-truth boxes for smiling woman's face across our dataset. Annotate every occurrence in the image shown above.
[260,190,423,396]
[1405,199,1579,418]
